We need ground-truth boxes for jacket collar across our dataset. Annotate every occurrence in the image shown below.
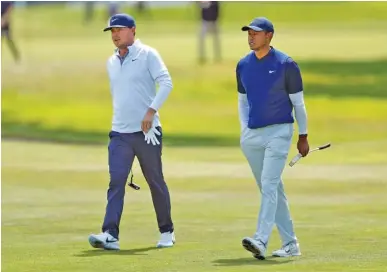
[114,39,142,57]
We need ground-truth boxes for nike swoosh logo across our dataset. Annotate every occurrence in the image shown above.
[132,59,137,62]
[106,238,117,243]
[269,70,275,73]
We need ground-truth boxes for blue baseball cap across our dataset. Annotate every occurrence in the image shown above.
[103,13,136,32]
[241,17,274,33]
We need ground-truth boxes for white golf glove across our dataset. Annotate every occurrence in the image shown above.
[143,127,161,146]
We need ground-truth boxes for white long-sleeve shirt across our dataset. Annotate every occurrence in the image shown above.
[107,39,173,133]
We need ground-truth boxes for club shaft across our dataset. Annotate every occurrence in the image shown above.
[289,143,331,167]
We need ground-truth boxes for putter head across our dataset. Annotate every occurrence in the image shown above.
[128,182,140,190]
[128,172,140,190]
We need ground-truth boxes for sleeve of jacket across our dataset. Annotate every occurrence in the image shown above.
[147,48,173,111]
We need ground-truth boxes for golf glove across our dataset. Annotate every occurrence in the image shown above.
[143,127,161,146]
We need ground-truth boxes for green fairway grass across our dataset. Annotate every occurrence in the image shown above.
[2,140,387,272]
[2,2,387,271]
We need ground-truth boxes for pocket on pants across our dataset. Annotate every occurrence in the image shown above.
[108,131,121,139]
[155,126,163,138]
[240,127,254,145]
[108,131,122,156]
[155,126,163,155]
[267,136,292,159]
[272,124,293,140]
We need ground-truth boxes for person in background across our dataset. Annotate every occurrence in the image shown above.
[197,1,221,64]
[1,1,20,63]
[136,1,146,14]
[107,1,119,19]
[83,1,119,24]
[136,1,151,18]
[84,1,95,24]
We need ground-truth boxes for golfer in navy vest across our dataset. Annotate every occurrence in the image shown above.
[237,17,310,259]
[88,14,175,250]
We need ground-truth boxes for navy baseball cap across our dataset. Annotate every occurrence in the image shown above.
[241,17,274,33]
[103,13,136,32]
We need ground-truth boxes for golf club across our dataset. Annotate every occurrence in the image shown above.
[289,143,331,167]
[128,171,141,190]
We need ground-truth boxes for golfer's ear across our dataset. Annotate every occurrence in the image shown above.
[266,32,273,41]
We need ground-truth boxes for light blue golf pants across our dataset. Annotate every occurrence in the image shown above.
[241,123,297,247]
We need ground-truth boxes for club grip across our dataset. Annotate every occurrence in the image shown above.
[289,153,302,167]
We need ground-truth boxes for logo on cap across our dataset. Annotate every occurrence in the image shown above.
[241,17,274,33]
[103,13,136,32]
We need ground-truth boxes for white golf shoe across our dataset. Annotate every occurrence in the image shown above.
[156,231,175,248]
[242,237,266,260]
[88,232,120,250]
[272,242,301,257]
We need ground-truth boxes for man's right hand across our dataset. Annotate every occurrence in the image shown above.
[141,108,156,133]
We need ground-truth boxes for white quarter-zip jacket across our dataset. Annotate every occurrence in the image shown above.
[107,39,173,133]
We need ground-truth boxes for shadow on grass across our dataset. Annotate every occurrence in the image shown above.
[213,256,294,266]
[299,59,387,99]
[3,59,386,146]
[1,118,239,147]
[220,59,387,99]
[74,246,159,257]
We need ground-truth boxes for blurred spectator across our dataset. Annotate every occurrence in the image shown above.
[136,1,151,17]
[83,1,120,24]
[84,1,95,24]
[197,1,221,64]
[107,1,120,19]
[1,1,20,63]
[137,1,146,13]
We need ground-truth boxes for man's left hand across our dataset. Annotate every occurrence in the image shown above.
[142,108,156,133]
[297,135,310,157]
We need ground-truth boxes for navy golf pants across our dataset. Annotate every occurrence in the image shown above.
[102,128,174,239]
